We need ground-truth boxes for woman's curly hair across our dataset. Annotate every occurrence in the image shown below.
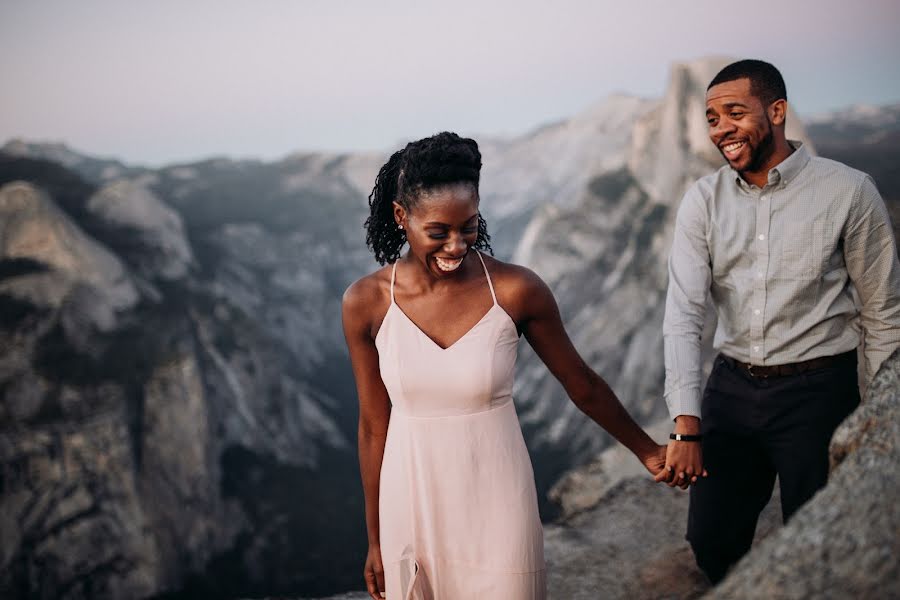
[364,131,493,265]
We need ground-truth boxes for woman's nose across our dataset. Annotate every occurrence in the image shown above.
[444,233,467,254]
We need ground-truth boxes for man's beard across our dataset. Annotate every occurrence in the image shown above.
[739,116,776,175]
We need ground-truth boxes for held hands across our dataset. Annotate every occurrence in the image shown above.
[364,544,386,599]
[640,443,668,478]
[654,415,708,490]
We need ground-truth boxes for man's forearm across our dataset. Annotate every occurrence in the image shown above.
[674,415,701,433]
[663,334,703,419]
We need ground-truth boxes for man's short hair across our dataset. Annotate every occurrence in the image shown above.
[708,59,787,106]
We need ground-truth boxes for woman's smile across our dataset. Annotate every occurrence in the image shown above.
[434,255,465,272]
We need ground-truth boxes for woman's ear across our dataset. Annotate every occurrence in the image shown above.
[393,201,407,229]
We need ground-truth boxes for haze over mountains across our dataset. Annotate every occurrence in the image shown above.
[1,57,898,599]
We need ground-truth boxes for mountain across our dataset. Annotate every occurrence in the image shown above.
[0,151,382,598]
[1,139,144,183]
[1,58,898,600]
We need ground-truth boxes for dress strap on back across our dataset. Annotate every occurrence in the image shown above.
[474,250,498,306]
[389,260,398,304]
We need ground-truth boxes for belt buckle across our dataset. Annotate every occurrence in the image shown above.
[747,364,768,378]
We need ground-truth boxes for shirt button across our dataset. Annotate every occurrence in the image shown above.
[757,270,764,278]
[758,234,766,241]
[754,309,761,315]
[753,346,760,352]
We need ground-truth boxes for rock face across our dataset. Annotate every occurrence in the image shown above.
[0,182,139,322]
[86,180,194,280]
[0,154,372,598]
[706,348,900,599]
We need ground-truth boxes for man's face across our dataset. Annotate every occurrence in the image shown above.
[705,77,776,175]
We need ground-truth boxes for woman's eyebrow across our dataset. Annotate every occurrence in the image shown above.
[424,215,479,226]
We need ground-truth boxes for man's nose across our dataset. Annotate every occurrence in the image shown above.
[711,118,736,139]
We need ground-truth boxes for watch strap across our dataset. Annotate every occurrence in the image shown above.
[669,433,703,442]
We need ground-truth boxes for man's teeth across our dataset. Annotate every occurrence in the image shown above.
[723,141,745,153]
[435,257,463,272]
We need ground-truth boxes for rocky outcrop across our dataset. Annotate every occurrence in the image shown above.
[0,159,366,598]
[540,421,782,600]
[86,180,194,280]
[536,349,900,600]
[706,349,900,599]
[0,182,138,326]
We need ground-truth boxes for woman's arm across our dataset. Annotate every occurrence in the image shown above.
[505,265,666,475]
[341,277,392,599]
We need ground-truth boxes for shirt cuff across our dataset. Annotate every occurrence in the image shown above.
[665,386,701,421]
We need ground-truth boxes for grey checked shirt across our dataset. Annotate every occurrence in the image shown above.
[664,142,900,419]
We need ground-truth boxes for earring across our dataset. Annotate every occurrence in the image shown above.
[398,223,404,230]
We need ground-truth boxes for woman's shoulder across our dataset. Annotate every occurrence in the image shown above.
[342,264,393,316]
[479,253,553,302]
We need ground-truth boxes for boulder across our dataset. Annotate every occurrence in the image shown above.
[706,349,900,599]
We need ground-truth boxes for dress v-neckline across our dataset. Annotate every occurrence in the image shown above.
[382,249,508,352]
[391,302,499,352]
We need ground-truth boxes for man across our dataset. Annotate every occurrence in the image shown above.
[661,59,900,583]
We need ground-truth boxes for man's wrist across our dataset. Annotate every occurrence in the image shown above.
[673,415,701,435]
[670,432,702,442]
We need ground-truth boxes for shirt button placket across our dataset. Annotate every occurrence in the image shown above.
[751,191,771,363]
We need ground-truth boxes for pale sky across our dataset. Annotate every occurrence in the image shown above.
[2,0,899,166]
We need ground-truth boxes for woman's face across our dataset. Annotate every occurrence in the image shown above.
[394,182,480,278]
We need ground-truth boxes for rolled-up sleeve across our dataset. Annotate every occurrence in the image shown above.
[843,175,900,383]
[664,184,712,420]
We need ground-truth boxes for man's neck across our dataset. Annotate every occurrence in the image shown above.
[741,137,795,188]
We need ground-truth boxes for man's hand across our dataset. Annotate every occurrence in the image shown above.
[655,415,708,489]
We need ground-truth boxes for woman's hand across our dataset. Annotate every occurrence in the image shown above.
[364,544,386,599]
[641,443,668,477]
[640,443,668,478]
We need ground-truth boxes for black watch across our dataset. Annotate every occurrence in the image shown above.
[669,433,703,442]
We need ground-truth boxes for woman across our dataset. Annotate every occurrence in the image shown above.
[342,132,668,599]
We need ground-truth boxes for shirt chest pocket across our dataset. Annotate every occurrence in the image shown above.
[780,217,832,280]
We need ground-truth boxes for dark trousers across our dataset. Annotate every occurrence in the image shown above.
[686,351,860,584]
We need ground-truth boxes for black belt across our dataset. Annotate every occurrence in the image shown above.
[720,350,856,379]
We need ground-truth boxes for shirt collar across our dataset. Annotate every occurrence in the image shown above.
[733,140,810,190]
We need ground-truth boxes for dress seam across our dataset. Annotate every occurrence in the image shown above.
[391,397,514,419]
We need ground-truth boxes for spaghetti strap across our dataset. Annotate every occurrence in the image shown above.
[390,261,398,304]
[474,250,498,306]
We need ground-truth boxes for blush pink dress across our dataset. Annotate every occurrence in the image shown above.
[375,250,546,599]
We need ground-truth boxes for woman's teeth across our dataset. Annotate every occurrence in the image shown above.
[435,256,463,272]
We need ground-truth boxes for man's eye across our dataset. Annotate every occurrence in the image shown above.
[730,112,744,118]
[463,228,478,235]
[707,118,718,126]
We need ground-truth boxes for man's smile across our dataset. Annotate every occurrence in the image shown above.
[721,140,747,160]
